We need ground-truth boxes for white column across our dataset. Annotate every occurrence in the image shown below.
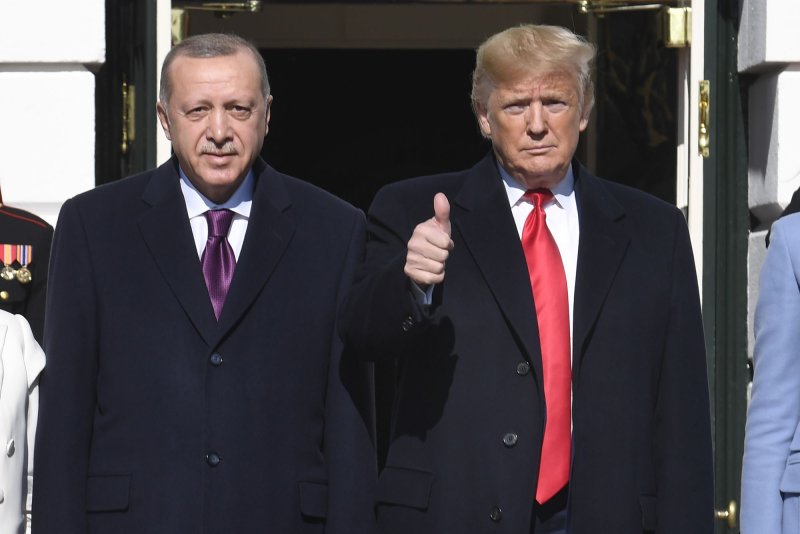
[739,0,800,360]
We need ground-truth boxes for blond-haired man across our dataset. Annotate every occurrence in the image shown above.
[342,24,713,533]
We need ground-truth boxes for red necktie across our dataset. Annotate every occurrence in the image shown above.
[521,190,571,504]
[201,209,236,320]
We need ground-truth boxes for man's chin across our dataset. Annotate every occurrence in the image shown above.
[199,165,241,183]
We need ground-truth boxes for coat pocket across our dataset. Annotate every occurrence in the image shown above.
[377,466,434,510]
[298,481,328,519]
[781,454,800,493]
[86,474,130,512]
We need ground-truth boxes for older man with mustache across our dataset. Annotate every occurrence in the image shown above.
[33,33,375,534]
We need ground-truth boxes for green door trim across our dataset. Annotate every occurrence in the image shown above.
[703,0,749,530]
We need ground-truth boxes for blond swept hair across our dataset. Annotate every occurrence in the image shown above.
[471,24,596,122]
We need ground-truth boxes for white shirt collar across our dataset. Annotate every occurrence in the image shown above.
[498,163,575,209]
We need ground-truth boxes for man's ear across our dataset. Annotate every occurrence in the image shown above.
[156,102,172,141]
[263,95,273,137]
[475,101,492,138]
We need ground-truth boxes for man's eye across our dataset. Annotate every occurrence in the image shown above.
[185,107,208,118]
[229,106,253,119]
[504,103,527,114]
[544,101,567,112]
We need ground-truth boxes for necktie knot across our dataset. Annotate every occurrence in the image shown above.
[206,209,235,238]
[523,189,553,210]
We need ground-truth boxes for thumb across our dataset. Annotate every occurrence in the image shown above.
[433,192,451,236]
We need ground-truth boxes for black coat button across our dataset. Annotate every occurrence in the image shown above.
[502,433,518,447]
[516,361,530,375]
[401,316,414,332]
[489,506,502,522]
[209,353,223,366]
[205,451,221,467]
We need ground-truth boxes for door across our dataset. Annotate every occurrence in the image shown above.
[96,0,160,185]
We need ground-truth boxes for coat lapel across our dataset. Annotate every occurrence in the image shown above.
[572,162,630,369]
[452,155,543,379]
[214,160,295,342]
[138,158,218,347]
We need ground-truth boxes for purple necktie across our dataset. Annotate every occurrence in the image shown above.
[201,209,236,320]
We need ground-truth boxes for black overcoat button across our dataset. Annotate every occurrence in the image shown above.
[206,452,221,467]
[503,433,518,447]
[489,506,502,522]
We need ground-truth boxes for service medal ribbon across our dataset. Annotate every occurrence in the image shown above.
[1,243,17,266]
[17,244,32,266]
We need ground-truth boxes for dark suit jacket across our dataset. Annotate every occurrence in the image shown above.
[33,157,376,533]
[0,205,53,344]
[341,153,713,533]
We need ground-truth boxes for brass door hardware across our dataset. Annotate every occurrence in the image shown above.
[663,7,691,48]
[577,1,663,15]
[173,1,261,16]
[715,500,737,529]
[576,2,692,50]
[121,79,136,156]
[699,80,710,158]
[171,2,262,43]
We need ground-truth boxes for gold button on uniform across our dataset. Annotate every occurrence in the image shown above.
[0,291,8,301]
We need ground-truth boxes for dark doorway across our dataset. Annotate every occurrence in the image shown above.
[594,11,678,204]
[259,48,489,211]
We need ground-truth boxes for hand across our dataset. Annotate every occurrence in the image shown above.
[404,193,454,289]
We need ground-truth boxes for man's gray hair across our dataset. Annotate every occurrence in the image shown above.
[159,33,270,113]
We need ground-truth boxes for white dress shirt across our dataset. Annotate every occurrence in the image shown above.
[179,169,254,259]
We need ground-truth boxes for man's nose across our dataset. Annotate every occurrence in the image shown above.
[526,103,546,135]
[206,108,231,143]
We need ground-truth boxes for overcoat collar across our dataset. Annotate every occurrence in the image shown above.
[571,161,629,372]
[137,156,295,348]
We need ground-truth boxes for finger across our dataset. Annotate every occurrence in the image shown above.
[409,220,452,252]
[433,193,451,236]
[404,262,446,287]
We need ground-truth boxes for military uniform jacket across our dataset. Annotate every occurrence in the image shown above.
[341,153,714,533]
[0,205,53,344]
[33,157,377,533]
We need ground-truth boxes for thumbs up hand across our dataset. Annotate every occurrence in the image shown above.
[405,193,454,289]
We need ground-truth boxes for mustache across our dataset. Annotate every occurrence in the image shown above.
[200,143,237,156]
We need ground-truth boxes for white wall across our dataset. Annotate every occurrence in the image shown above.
[0,0,105,226]
[740,0,800,364]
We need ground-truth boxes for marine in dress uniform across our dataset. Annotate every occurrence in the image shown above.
[0,198,53,345]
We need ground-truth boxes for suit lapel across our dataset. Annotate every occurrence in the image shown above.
[572,163,630,370]
[138,159,218,347]
[452,155,543,379]
[214,161,295,342]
